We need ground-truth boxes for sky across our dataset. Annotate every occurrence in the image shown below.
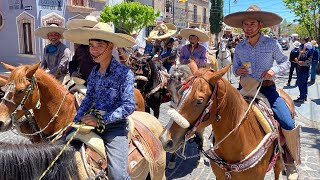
[223,0,297,23]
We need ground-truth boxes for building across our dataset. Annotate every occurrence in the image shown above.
[0,0,107,66]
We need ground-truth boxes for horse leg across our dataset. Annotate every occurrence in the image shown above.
[167,153,177,170]
[153,106,160,119]
[274,157,283,180]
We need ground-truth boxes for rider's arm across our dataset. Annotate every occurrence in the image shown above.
[49,47,72,75]
[271,41,290,74]
[192,46,207,67]
[40,47,47,69]
[179,46,190,64]
[232,47,242,77]
[103,69,135,123]
[73,67,96,123]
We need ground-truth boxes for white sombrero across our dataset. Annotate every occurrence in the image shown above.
[149,23,177,40]
[35,24,67,39]
[63,22,135,48]
[66,15,98,29]
[224,5,283,28]
[180,28,209,42]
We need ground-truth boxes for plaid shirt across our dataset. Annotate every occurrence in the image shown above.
[233,35,290,80]
[73,58,135,124]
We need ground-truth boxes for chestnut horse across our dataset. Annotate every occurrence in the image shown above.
[160,65,284,179]
[0,63,166,179]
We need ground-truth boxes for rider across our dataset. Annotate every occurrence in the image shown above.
[224,5,300,179]
[179,27,209,73]
[35,24,72,80]
[66,15,99,81]
[63,22,135,180]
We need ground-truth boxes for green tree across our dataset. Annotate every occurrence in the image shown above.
[209,0,224,48]
[295,25,309,38]
[283,0,320,41]
[100,2,160,35]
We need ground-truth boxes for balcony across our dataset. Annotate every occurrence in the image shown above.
[188,14,202,24]
[66,0,96,13]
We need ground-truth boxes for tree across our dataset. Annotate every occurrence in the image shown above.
[100,2,160,35]
[283,0,320,41]
[209,0,224,49]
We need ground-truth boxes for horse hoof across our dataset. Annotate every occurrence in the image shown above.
[167,161,176,170]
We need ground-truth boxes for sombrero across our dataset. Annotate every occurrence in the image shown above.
[180,28,209,42]
[63,22,135,48]
[149,23,177,39]
[35,24,67,39]
[224,5,282,28]
[311,40,318,48]
[66,15,98,29]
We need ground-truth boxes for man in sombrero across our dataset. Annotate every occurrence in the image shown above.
[224,5,300,179]
[179,27,209,73]
[63,22,136,180]
[67,15,99,81]
[35,24,71,80]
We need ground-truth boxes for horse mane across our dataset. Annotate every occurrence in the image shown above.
[147,60,160,90]
[0,142,80,180]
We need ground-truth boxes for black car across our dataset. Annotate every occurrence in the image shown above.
[277,38,290,50]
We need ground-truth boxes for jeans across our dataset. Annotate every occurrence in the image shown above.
[297,66,310,99]
[99,120,130,180]
[310,60,318,81]
[288,61,297,84]
[260,85,294,130]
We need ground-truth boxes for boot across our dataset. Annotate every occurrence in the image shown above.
[285,164,299,180]
[282,125,301,165]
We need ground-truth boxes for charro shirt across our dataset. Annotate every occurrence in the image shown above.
[41,41,71,77]
[180,44,208,67]
[232,35,290,80]
[73,58,135,124]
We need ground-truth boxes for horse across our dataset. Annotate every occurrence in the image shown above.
[0,142,88,180]
[133,57,169,118]
[0,63,166,179]
[160,65,297,179]
[217,39,232,82]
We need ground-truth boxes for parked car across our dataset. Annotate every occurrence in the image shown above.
[277,38,290,50]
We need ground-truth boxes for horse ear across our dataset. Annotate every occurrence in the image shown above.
[1,62,16,71]
[26,63,40,78]
[209,64,232,83]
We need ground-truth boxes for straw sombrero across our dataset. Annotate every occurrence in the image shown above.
[311,40,318,48]
[63,22,135,48]
[35,24,67,39]
[180,28,209,42]
[224,5,282,28]
[66,15,98,29]
[149,23,177,39]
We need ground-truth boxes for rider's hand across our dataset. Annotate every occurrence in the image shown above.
[80,114,98,127]
[260,69,275,79]
[236,66,249,76]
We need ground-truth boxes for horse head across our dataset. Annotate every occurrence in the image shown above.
[219,39,228,52]
[0,63,40,130]
[133,56,153,92]
[160,65,232,152]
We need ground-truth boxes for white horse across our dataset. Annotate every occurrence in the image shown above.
[218,39,232,82]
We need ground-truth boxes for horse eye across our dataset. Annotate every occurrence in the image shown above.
[17,90,25,94]
[196,98,204,105]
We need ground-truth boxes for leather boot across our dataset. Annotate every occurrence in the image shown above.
[282,125,301,164]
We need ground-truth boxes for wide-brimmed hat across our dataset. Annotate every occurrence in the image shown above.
[180,28,209,42]
[149,23,177,39]
[311,40,318,47]
[35,24,67,39]
[293,41,301,48]
[66,15,98,29]
[63,22,135,47]
[224,5,283,28]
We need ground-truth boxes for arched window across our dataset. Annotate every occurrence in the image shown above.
[0,11,4,30]
[17,12,35,54]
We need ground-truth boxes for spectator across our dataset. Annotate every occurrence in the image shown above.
[309,40,319,84]
[287,41,301,86]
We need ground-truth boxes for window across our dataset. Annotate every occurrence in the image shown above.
[203,8,207,24]
[166,0,172,13]
[72,0,84,6]
[0,11,3,30]
[17,12,35,55]
[193,5,197,23]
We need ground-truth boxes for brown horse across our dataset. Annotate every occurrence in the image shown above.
[160,65,285,179]
[0,63,166,179]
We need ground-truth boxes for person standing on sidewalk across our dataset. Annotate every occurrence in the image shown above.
[287,41,301,86]
[224,5,300,179]
[309,40,319,84]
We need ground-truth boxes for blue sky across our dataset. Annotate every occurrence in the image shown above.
[223,0,297,23]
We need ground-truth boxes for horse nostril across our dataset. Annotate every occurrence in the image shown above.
[0,122,3,129]
[166,140,173,148]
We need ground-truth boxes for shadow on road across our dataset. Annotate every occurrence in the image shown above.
[301,126,320,150]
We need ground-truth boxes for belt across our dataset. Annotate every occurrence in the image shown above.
[261,80,275,87]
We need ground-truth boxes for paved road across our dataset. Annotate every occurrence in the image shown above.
[0,46,319,179]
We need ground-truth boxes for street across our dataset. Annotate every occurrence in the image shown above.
[0,44,319,179]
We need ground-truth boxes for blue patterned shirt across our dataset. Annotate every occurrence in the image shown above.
[233,35,290,80]
[73,58,135,124]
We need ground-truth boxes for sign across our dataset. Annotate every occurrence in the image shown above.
[39,0,62,10]
[175,22,187,28]
[25,6,32,10]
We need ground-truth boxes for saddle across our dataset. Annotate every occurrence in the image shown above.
[67,112,162,177]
